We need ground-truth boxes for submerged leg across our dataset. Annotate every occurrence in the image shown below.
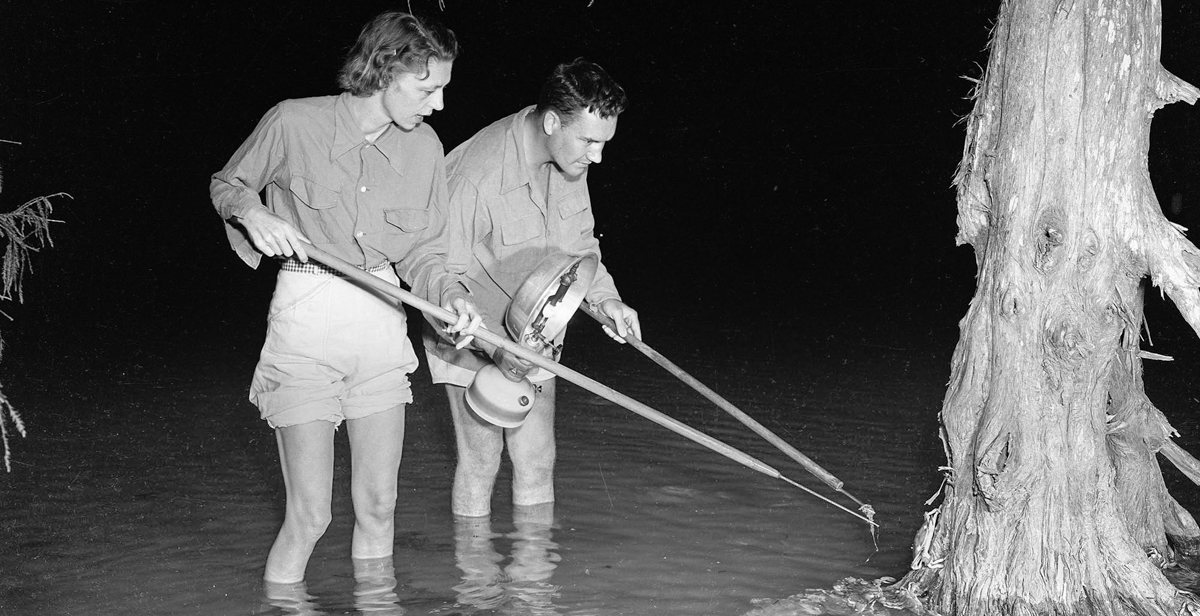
[448,384,504,517]
[507,379,557,507]
[347,405,406,559]
[265,421,336,584]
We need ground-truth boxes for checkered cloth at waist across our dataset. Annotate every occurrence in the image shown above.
[279,258,391,276]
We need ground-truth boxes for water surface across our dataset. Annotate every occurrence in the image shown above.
[0,300,962,615]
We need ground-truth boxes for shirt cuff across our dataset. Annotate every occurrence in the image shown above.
[586,293,622,313]
[440,281,474,308]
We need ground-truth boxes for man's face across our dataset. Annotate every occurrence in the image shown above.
[545,109,618,178]
[383,58,453,131]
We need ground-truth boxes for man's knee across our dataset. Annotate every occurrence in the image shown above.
[458,445,503,479]
[511,451,555,507]
[515,445,555,479]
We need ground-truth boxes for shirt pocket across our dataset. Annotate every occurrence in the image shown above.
[500,214,543,246]
[380,208,432,262]
[384,208,431,232]
[288,176,340,210]
[494,214,546,274]
[557,197,589,220]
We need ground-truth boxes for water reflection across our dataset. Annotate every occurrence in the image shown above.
[453,503,562,614]
[354,556,406,615]
[258,556,406,615]
[261,580,320,615]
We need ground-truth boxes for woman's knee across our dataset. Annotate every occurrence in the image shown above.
[354,487,398,525]
[287,504,333,541]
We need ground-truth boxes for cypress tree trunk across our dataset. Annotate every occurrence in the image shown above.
[900,0,1200,613]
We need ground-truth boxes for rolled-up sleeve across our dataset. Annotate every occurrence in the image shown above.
[210,105,287,267]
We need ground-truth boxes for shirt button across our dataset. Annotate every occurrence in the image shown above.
[360,186,368,193]
[355,232,365,237]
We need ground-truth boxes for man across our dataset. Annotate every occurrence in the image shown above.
[425,59,642,518]
[210,11,480,585]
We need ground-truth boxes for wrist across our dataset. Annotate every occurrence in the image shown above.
[441,282,472,308]
[590,295,621,311]
[472,339,496,358]
[233,204,265,223]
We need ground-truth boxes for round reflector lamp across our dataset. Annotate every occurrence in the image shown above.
[465,363,537,428]
[505,252,598,354]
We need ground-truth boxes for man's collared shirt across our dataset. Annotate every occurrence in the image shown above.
[424,106,622,375]
[444,105,620,328]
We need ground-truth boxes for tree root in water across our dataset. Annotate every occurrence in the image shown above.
[742,577,938,616]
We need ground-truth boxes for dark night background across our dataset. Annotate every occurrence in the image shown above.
[0,1,1016,355]
[5,0,1200,573]
[2,0,1196,346]
[0,0,1189,352]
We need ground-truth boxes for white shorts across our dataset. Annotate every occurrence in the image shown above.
[250,267,417,428]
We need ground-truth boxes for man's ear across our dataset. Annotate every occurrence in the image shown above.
[542,111,560,136]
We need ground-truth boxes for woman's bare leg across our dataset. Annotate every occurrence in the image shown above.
[265,421,336,583]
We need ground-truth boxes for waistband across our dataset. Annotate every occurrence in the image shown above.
[280,258,391,276]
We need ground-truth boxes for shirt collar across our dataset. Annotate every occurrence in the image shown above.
[330,92,366,162]
[500,106,536,194]
[375,126,407,176]
[330,92,406,176]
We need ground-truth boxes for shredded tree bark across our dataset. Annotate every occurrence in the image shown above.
[891,1,1200,614]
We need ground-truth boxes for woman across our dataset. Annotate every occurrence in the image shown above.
[209,11,479,584]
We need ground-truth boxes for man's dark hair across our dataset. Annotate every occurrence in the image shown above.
[535,59,627,126]
[337,11,459,96]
